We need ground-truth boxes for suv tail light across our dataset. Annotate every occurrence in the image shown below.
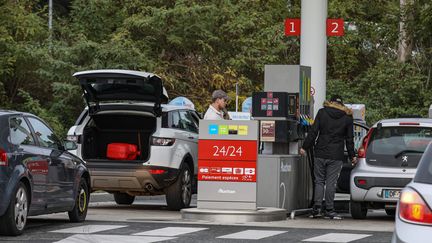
[399,188,432,225]
[0,148,8,166]
[151,137,175,146]
[358,128,374,158]
[357,179,367,185]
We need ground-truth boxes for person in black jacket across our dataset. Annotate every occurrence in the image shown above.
[300,95,356,219]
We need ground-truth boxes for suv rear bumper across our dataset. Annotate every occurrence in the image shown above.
[87,164,179,194]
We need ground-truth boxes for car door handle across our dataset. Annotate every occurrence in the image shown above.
[188,136,194,139]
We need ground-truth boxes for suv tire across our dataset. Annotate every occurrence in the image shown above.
[68,178,89,222]
[0,182,29,236]
[350,200,368,219]
[165,163,192,210]
[114,192,135,205]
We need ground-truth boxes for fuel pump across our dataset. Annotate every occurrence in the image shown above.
[255,65,314,213]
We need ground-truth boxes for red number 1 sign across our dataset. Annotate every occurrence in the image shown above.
[284,18,301,36]
[326,19,344,36]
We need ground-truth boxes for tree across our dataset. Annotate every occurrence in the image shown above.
[397,0,414,63]
[0,0,430,134]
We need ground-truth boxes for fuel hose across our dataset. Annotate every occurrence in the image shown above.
[306,147,315,208]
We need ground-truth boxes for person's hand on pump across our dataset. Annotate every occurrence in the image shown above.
[300,148,306,156]
[351,157,358,166]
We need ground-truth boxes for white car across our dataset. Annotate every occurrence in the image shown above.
[392,143,432,243]
[67,69,199,210]
[350,119,432,219]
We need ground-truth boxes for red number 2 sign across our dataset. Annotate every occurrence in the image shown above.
[327,19,344,36]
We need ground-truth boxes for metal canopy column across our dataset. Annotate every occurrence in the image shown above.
[300,0,328,116]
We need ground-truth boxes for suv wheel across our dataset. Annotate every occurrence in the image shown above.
[114,192,135,205]
[165,163,192,210]
[68,178,89,222]
[350,200,368,219]
[0,182,29,236]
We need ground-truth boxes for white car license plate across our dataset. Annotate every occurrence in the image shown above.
[383,189,401,199]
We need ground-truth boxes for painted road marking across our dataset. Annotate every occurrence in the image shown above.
[55,234,175,243]
[134,227,208,236]
[50,225,127,234]
[217,230,287,240]
[303,233,371,242]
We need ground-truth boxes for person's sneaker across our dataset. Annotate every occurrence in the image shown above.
[309,206,322,218]
[324,210,342,220]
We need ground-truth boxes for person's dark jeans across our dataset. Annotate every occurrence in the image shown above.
[313,157,343,211]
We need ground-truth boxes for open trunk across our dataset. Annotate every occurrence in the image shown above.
[82,113,156,162]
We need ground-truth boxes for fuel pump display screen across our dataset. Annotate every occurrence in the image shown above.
[252,92,298,119]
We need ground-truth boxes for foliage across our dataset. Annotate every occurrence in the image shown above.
[0,0,430,137]
[17,89,65,136]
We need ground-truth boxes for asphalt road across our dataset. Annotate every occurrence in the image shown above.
[0,193,395,243]
[0,219,393,243]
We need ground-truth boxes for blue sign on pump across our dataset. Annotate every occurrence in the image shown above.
[208,124,218,135]
[242,97,252,113]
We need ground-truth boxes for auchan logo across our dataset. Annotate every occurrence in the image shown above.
[218,189,236,194]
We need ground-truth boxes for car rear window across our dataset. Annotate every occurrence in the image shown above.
[366,126,432,168]
[414,143,432,184]
[86,77,160,102]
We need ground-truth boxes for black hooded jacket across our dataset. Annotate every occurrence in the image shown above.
[302,101,355,161]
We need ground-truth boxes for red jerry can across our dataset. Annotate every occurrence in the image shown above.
[107,143,140,160]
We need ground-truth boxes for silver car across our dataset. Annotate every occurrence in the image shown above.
[350,119,432,219]
[67,70,199,210]
[392,143,432,243]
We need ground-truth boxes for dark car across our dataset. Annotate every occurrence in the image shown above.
[0,110,90,236]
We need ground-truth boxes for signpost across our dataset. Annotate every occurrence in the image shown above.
[197,120,259,210]
[285,18,345,37]
[284,14,344,115]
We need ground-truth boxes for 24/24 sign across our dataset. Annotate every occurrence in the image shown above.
[198,140,257,161]
[212,145,243,157]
